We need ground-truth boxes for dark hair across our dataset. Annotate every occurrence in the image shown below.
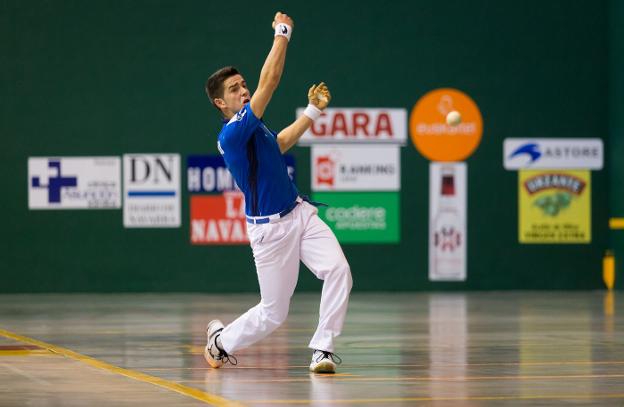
[205,66,240,111]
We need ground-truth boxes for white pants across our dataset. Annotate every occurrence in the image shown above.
[220,201,352,354]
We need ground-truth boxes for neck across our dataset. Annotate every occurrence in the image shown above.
[222,108,236,121]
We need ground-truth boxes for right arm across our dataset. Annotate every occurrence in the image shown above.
[250,12,294,119]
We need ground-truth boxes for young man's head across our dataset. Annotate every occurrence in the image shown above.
[205,66,251,119]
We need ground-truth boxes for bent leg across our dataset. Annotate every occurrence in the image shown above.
[300,204,353,352]
[220,217,301,354]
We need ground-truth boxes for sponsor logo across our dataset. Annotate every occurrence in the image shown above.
[316,156,335,186]
[509,143,541,163]
[123,154,180,228]
[190,193,248,244]
[504,138,603,170]
[297,108,407,145]
[429,162,466,281]
[187,155,295,193]
[326,205,387,230]
[311,146,400,191]
[410,88,483,161]
[281,25,288,34]
[30,160,77,203]
[227,108,247,125]
[313,192,399,243]
[434,225,462,252]
[28,157,121,209]
[518,170,591,243]
[523,173,586,195]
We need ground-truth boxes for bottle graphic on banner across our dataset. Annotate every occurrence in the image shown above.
[430,164,466,281]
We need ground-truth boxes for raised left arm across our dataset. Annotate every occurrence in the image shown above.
[277,82,331,153]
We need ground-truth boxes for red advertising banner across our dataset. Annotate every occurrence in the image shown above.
[190,192,248,245]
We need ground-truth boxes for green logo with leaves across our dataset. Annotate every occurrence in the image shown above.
[533,191,572,216]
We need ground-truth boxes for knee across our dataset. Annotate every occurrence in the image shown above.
[337,259,353,290]
[261,301,290,326]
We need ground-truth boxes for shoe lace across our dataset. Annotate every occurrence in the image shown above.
[315,350,342,365]
[212,334,238,366]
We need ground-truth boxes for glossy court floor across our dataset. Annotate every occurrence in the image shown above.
[1,292,623,406]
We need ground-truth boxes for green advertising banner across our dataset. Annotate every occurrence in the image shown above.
[312,192,400,243]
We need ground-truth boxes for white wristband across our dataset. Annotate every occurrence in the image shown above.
[303,104,322,121]
[274,23,292,41]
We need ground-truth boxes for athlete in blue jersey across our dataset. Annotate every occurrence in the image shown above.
[203,12,352,374]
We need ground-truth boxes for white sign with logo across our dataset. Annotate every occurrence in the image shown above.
[429,162,467,282]
[123,154,181,228]
[503,138,603,170]
[311,145,400,191]
[28,157,121,209]
[296,108,407,145]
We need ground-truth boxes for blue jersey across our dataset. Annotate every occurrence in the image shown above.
[217,103,299,216]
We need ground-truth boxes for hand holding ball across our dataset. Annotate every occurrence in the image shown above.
[446,110,462,126]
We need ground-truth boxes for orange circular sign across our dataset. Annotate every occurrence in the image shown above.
[409,88,483,161]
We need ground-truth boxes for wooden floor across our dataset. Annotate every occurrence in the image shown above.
[1,292,623,406]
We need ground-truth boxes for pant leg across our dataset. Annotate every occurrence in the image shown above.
[220,211,301,354]
[299,202,353,353]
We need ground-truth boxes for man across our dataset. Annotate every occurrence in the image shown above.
[203,11,352,374]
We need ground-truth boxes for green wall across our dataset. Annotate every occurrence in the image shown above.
[1,0,612,292]
[610,0,624,287]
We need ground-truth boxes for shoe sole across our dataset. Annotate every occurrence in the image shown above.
[310,361,336,373]
[204,346,223,368]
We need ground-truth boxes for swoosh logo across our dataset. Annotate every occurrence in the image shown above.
[509,143,541,163]
[281,26,288,34]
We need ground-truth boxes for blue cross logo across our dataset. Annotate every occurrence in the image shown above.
[31,160,78,203]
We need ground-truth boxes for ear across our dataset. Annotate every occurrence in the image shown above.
[214,98,226,109]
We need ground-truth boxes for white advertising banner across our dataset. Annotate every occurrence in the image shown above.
[429,162,467,281]
[123,154,181,228]
[28,157,121,209]
[296,108,407,145]
[311,145,400,191]
[503,138,603,170]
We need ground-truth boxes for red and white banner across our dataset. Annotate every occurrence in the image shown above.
[190,192,248,245]
[296,108,407,145]
[429,162,467,281]
[311,145,400,191]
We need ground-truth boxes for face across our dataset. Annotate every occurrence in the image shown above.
[215,74,250,118]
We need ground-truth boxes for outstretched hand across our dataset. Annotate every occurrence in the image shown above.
[308,82,331,110]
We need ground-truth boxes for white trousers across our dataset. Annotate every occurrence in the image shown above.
[220,201,353,354]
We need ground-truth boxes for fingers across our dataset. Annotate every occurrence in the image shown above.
[272,12,281,28]
[272,11,294,28]
[315,82,330,102]
[322,88,331,103]
[307,82,331,109]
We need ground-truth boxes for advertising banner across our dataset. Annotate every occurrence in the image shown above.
[504,138,603,170]
[28,157,121,209]
[296,108,407,145]
[410,88,483,162]
[312,192,399,243]
[311,145,400,191]
[518,170,591,243]
[190,192,248,245]
[187,155,296,193]
[429,162,467,281]
[123,154,181,228]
